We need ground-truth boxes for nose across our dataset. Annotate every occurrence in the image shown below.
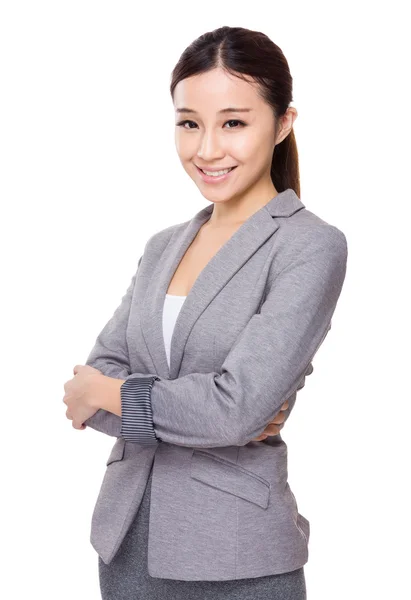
[196,130,224,162]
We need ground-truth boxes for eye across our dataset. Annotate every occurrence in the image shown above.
[176,119,246,130]
[224,119,246,129]
[176,120,197,129]
[176,119,195,129]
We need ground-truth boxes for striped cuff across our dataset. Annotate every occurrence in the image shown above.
[120,375,162,444]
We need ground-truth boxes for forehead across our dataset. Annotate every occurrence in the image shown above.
[173,68,261,112]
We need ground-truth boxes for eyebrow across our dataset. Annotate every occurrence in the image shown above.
[175,107,253,114]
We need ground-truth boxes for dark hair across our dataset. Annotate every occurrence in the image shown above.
[170,26,300,198]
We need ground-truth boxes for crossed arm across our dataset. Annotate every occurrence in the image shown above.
[84,226,347,447]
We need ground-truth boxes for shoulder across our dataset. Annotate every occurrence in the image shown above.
[283,204,346,246]
[280,203,346,253]
[145,220,188,251]
[268,206,348,280]
[137,217,191,267]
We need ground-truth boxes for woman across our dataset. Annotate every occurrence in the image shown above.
[64,25,348,599]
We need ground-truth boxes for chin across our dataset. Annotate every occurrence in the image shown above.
[199,191,239,204]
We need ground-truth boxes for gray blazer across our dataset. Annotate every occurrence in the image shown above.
[84,188,348,580]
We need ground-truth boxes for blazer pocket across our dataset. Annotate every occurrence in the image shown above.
[190,449,270,509]
[106,438,126,466]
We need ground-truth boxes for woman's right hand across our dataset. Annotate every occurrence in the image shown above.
[251,400,289,441]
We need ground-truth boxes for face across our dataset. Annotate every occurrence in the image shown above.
[173,67,287,209]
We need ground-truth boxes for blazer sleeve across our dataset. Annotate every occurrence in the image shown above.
[82,255,153,437]
[120,226,348,448]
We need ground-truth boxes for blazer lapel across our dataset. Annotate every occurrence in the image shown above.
[140,188,305,380]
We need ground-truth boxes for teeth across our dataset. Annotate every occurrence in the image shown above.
[202,167,233,177]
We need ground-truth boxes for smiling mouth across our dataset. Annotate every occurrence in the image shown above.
[197,166,237,175]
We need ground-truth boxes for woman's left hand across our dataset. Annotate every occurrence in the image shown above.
[63,364,104,430]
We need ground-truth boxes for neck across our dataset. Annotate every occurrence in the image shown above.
[206,182,278,228]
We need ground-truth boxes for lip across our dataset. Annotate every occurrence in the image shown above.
[196,165,237,172]
[195,165,237,184]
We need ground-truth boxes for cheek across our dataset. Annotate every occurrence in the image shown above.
[175,134,196,160]
[237,132,273,165]
[230,131,262,160]
[174,133,183,155]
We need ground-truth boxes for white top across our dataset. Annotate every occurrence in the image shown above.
[162,293,187,368]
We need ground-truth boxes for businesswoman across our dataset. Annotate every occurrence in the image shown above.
[64,25,348,600]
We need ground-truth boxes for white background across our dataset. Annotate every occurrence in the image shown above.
[1,1,410,598]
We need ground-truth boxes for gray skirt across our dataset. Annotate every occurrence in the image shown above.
[99,463,307,600]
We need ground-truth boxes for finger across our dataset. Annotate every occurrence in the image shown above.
[263,423,284,436]
[271,412,286,425]
[265,427,282,436]
[281,400,289,410]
